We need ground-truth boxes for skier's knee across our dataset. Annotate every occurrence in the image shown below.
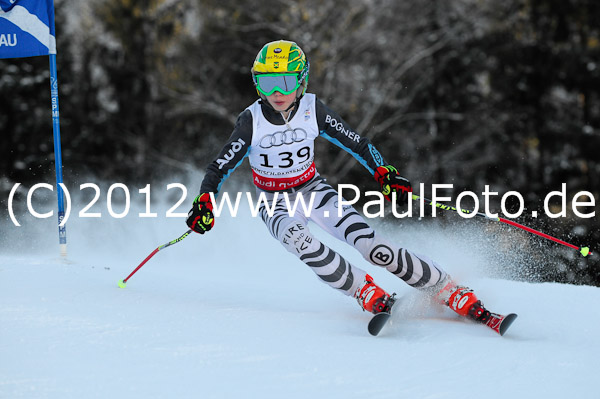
[279,221,316,255]
[365,242,396,268]
[357,235,396,268]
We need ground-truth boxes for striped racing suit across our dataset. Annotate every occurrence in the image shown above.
[198,93,447,297]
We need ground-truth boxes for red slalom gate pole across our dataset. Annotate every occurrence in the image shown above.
[117,230,193,288]
[412,194,591,257]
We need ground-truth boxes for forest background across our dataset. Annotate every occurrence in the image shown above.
[1,0,599,285]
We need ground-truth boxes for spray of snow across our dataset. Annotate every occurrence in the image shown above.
[1,184,598,398]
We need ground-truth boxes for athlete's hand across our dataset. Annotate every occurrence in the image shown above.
[186,193,215,234]
[374,165,412,203]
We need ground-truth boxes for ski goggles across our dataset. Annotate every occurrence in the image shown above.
[254,73,301,96]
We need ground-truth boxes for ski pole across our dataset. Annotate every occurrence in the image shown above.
[117,229,193,288]
[411,194,592,257]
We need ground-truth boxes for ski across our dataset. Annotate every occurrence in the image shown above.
[485,312,518,336]
[367,294,397,336]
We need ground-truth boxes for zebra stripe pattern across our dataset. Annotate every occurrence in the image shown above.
[258,176,447,296]
[300,243,355,292]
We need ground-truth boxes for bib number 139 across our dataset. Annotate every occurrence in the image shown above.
[259,146,311,168]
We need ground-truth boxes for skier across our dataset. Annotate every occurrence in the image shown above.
[186,40,514,335]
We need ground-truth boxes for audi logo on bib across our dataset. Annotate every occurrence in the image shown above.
[259,128,308,148]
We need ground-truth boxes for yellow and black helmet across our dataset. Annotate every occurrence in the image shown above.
[251,40,309,99]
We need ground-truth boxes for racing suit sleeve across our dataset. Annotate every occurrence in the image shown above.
[315,97,387,175]
[198,110,253,197]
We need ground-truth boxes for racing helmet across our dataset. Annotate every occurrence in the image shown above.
[251,40,309,100]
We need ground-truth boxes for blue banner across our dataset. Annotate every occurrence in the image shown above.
[0,0,55,59]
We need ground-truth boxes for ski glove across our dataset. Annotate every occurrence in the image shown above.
[186,193,215,234]
[374,165,412,203]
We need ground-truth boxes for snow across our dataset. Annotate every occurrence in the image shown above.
[1,195,599,399]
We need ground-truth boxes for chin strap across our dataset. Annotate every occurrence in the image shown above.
[284,99,298,113]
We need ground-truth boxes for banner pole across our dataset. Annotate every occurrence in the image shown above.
[0,1,65,256]
[49,52,67,257]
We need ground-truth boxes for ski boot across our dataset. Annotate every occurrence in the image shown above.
[435,279,517,336]
[355,274,393,314]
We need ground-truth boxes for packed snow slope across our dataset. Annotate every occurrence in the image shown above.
[1,195,599,399]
